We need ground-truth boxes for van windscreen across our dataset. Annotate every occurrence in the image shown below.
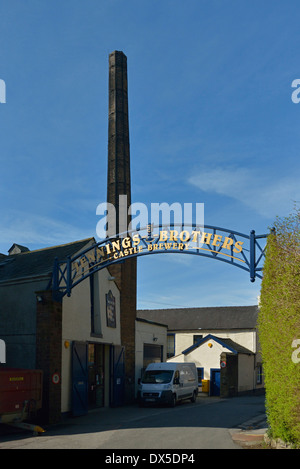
[141,370,174,384]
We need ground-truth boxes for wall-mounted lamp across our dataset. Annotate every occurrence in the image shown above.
[36,295,44,304]
[153,336,158,342]
[108,276,115,281]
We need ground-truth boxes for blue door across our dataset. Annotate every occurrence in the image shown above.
[72,341,88,416]
[210,369,221,396]
[110,345,125,407]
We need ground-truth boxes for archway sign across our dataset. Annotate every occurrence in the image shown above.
[51,224,268,300]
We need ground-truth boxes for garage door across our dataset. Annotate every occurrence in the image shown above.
[143,344,163,368]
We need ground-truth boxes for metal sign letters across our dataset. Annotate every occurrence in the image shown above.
[51,224,268,300]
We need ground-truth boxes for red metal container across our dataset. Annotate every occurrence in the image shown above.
[0,368,43,421]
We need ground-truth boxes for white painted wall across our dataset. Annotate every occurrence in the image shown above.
[238,354,255,393]
[62,268,121,344]
[135,320,167,395]
[169,337,258,393]
[61,267,121,412]
[169,337,225,380]
[174,330,257,356]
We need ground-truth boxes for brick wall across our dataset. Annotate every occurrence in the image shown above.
[36,290,62,424]
[108,257,137,403]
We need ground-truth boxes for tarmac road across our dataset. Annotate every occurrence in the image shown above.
[0,394,267,450]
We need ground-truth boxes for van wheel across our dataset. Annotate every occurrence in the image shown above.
[170,394,176,407]
[190,391,197,403]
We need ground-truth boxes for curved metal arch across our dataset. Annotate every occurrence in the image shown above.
[51,223,268,300]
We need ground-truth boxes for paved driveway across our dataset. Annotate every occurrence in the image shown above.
[0,394,266,450]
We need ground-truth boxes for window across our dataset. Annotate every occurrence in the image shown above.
[257,364,263,384]
[167,334,175,358]
[141,369,173,384]
[193,335,203,344]
[197,367,204,386]
[90,274,102,336]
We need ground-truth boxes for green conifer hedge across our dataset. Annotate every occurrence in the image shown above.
[258,208,300,445]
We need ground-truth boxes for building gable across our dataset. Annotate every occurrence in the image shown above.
[182,334,254,356]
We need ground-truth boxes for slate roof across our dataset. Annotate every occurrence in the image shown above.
[0,238,94,283]
[137,305,258,331]
[136,317,168,328]
[182,334,254,355]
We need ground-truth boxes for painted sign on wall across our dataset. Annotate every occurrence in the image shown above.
[106,290,116,328]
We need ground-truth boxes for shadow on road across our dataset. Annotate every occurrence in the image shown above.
[0,394,266,443]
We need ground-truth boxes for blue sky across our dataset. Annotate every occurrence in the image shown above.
[0,0,299,309]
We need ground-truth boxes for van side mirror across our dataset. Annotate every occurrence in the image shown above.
[173,377,179,385]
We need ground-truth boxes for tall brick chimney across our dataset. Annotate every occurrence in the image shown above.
[107,51,132,231]
[107,51,137,403]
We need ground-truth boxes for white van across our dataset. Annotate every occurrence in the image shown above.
[137,362,198,407]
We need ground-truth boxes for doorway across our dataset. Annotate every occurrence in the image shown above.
[72,341,89,417]
[210,369,221,396]
[88,344,105,408]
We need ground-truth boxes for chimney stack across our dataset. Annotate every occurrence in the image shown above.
[107,51,137,404]
[107,51,131,233]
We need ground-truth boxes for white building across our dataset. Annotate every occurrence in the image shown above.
[137,306,264,397]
